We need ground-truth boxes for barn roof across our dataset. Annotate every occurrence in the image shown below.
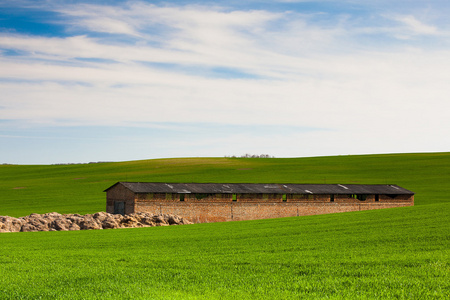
[104,182,414,195]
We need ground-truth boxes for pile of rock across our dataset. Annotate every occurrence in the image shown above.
[0,212,192,233]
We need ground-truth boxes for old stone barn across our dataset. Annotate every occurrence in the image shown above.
[104,182,414,223]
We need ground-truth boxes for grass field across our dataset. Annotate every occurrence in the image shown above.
[0,153,449,299]
[1,152,449,216]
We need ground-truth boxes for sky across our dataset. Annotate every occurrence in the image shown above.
[1,0,449,164]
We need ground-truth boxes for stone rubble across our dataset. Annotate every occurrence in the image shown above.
[0,212,192,233]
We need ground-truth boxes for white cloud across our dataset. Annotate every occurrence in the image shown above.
[81,17,141,36]
[390,15,438,37]
[1,1,449,161]
[1,48,449,130]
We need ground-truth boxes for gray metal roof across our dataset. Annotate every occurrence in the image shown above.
[105,182,414,195]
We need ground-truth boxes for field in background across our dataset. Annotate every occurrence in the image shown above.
[0,152,449,299]
[0,152,449,217]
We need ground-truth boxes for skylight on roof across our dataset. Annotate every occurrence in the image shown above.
[264,185,278,188]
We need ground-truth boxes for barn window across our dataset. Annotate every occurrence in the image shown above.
[349,194,367,201]
[232,194,237,201]
[330,195,334,202]
[180,194,185,201]
[282,194,287,202]
[195,193,214,200]
[375,195,379,202]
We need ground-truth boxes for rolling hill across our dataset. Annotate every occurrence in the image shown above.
[0,153,449,299]
[0,152,449,217]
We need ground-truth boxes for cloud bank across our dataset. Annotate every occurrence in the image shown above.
[0,0,449,163]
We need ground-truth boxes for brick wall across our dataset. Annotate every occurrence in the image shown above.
[133,194,414,223]
[107,189,414,222]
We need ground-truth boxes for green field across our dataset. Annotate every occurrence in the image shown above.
[1,152,449,216]
[1,153,449,299]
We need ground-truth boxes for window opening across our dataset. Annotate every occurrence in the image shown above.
[180,194,185,202]
[349,194,367,201]
[232,194,237,201]
[357,194,367,201]
[195,193,214,200]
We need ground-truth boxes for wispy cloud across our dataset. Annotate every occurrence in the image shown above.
[0,0,449,163]
[395,15,438,35]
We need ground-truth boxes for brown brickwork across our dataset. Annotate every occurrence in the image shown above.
[128,199,414,223]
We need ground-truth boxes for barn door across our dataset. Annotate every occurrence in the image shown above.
[114,201,125,215]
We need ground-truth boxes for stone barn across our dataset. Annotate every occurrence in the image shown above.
[104,182,414,223]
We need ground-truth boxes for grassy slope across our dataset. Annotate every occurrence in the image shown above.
[0,152,449,217]
[0,152,449,299]
[0,203,448,299]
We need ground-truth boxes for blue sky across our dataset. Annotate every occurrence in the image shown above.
[1,0,449,164]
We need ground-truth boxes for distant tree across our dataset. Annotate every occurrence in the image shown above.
[226,154,275,158]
